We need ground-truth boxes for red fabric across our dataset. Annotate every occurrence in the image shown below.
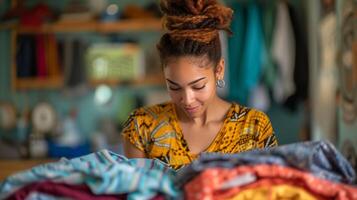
[185,164,357,200]
[36,35,47,77]
[7,181,126,200]
[3,3,53,26]
[151,195,166,200]
[20,3,53,27]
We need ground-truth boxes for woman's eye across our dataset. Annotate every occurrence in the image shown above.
[169,87,181,91]
[193,85,205,90]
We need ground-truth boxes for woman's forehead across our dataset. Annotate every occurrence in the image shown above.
[163,57,214,84]
[165,55,213,68]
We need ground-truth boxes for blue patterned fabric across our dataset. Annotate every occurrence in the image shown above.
[0,150,180,200]
[176,140,356,187]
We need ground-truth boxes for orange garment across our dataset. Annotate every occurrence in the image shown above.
[228,184,318,200]
[185,164,357,200]
[122,102,277,170]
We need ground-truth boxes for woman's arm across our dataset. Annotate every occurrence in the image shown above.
[121,107,148,158]
[122,137,146,158]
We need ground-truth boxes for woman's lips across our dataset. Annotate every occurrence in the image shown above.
[184,105,200,113]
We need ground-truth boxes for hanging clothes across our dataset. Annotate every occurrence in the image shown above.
[248,83,270,112]
[283,3,310,111]
[248,2,278,112]
[65,39,87,88]
[16,35,37,77]
[261,2,278,89]
[228,2,265,105]
[272,1,296,103]
[228,3,246,103]
[313,12,338,143]
[35,34,47,77]
[238,3,265,105]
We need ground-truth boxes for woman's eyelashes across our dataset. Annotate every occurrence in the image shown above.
[192,85,206,90]
[169,86,181,91]
[168,84,206,91]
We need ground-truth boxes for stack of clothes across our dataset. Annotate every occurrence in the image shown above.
[0,150,179,200]
[1,141,357,200]
[176,141,357,200]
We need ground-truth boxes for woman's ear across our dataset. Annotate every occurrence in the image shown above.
[215,59,225,79]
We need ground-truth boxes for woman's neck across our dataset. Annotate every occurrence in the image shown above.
[177,96,229,126]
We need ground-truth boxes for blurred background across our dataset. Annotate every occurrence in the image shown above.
[0,0,355,172]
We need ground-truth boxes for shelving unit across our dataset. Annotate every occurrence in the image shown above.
[0,18,163,34]
[0,18,164,90]
[13,76,64,90]
[88,74,165,87]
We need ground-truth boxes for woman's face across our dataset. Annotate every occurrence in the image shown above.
[163,56,224,118]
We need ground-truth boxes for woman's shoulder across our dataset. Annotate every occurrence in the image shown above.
[129,101,174,120]
[226,103,277,148]
[228,103,271,122]
[122,102,174,131]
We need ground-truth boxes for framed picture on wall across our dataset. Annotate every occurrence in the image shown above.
[337,0,357,174]
[338,0,357,124]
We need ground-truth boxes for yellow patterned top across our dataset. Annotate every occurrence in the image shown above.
[121,102,278,170]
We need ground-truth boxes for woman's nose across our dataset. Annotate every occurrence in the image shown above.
[181,89,194,105]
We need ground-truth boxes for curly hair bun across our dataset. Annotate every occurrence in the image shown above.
[160,0,233,43]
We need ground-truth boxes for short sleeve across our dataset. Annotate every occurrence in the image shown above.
[256,111,278,148]
[121,108,152,152]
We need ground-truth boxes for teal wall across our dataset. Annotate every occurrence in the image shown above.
[0,0,10,98]
[0,31,11,98]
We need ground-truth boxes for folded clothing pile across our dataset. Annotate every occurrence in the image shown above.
[1,141,356,200]
[176,141,357,200]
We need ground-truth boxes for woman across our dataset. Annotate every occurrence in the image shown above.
[122,0,278,170]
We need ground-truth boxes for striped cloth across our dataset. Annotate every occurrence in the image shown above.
[0,150,180,200]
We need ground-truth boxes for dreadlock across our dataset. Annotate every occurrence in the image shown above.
[157,0,233,68]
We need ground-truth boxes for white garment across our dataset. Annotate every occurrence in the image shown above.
[313,13,337,143]
[249,83,270,112]
[272,1,296,103]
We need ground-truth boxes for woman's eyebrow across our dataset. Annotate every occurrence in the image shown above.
[166,77,206,86]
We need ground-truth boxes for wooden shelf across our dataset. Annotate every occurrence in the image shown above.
[0,159,56,181]
[0,23,15,30]
[89,75,165,87]
[0,18,163,34]
[13,75,164,90]
[98,19,163,33]
[3,18,164,90]
[14,76,64,90]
